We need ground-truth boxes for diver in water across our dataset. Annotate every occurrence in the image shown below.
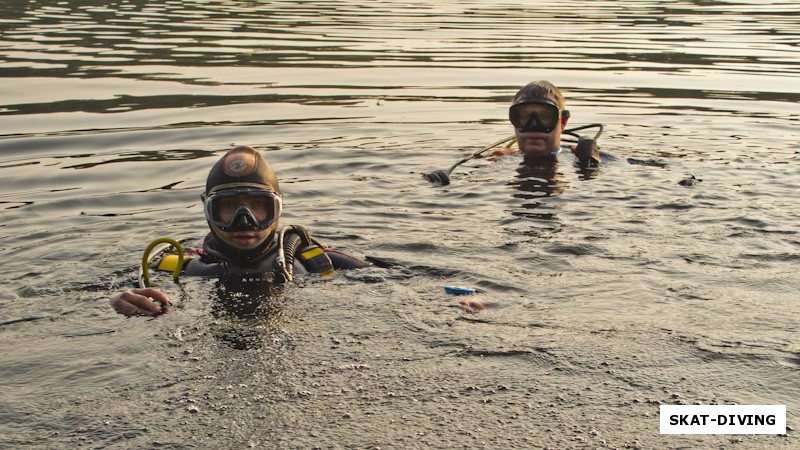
[423,80,602,186]
[110,145,369,317]
[490,80,571,160]
[490,79,602,169]
[497,82,692,184]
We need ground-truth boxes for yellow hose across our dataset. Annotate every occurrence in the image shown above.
[141,238,184,288]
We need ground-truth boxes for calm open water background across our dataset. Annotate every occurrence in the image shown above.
[1,0,798,448]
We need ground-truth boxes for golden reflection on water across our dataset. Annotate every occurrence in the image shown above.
[1,1,799,449]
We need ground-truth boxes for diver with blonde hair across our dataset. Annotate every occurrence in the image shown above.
[424,80,603,185]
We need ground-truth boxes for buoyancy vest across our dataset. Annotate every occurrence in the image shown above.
[151,225,369,282]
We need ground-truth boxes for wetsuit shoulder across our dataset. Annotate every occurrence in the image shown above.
[325,248,371,270]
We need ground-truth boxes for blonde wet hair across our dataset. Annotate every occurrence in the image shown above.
[512,80,566,111]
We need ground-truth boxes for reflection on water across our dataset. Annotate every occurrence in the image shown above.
[210,275,288,350]
[3,0,798,75]
[1,0,799,448]
[212,275,285,321]
[2,0,799,141]
[508,154,563,222]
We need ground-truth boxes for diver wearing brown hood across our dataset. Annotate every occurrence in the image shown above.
[110,146,369,317]
[202,145,283,264]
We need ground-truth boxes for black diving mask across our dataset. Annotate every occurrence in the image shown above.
[509,99,569,133]
[203,188,282,232]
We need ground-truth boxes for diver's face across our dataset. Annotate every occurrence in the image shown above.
[212,195,273,248]
[513,93,567,158]
[216,227,270,248]
[204,188,281,250]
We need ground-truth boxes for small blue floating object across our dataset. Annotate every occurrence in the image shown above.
[444,285,476,295]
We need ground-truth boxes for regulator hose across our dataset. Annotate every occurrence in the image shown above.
[424,123,604,186]
[139,238,184,288]
[279,232,303,283]
[423,135,517,186]
[275,225,319,283]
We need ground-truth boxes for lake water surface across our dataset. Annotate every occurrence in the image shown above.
[1,0,798,448]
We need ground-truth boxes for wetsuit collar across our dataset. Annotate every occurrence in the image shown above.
[202,233,279,266]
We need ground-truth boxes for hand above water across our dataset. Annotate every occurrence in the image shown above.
[110,288,171,317]
[488,147,518,158]
[456,298,487,314]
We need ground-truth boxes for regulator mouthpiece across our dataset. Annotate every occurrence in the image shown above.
[424,170,451,186]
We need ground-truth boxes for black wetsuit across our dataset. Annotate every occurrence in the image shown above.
[153,231,369,280]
